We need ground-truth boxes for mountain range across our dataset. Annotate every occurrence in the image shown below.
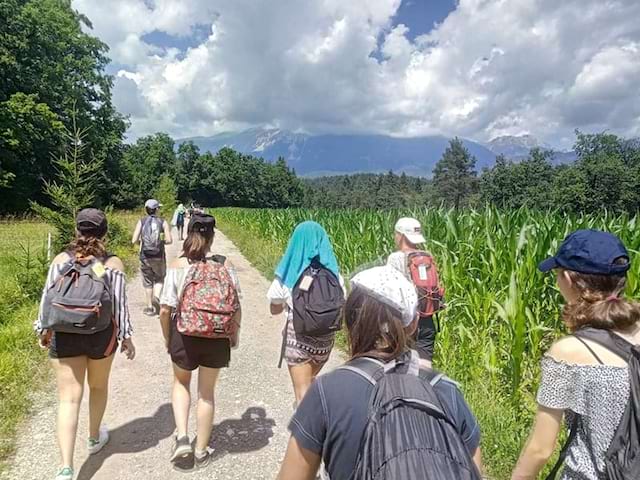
[179,128,576,177]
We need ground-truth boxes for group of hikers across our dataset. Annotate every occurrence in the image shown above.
[35,200,640,480]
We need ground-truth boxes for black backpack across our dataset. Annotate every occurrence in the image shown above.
[141,216,164,257]
[546,327,640,480]
[41,257,113,334]
[341,352,481,480]
[291,259,344,336]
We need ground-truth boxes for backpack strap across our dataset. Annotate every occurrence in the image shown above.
[574,327,632,363]
[338,357,385,385]
[544,414,581,480]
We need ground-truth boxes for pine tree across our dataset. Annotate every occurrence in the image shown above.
[432,138,478,208]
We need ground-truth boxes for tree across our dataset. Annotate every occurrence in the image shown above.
[432,138,478,208]
[0,0,126,212]
[153,175,178,216]
[30,113,102,249]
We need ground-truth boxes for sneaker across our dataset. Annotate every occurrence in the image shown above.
[152,296,161,314]
[194,447,215,470]
[55,467,74,480]
[170,435,192,462]
[88,427,109,455]
[143,306,156,316]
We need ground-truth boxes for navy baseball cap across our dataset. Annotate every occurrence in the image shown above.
[188,213,216,233]
[538,229,630,275]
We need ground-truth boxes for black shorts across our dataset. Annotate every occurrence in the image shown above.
[169,319,230,370]
[49,321,118,360]
[415,315,437,361]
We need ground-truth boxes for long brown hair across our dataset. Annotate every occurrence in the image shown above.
[344,286,412,361]
[562,259,640,332]
[68,235,107,259]
[182,230,214,261]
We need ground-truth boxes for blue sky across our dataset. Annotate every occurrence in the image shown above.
[77,0,640,147]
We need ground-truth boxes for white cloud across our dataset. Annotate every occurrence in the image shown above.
[74,0,640,146]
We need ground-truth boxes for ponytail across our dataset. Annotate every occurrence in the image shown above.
[68,236,107,259]
[562,265,640,332]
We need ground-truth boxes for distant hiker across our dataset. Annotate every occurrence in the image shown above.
[131,199,172,316]
[35,209,135,480]
[172,203,187,241]
[267,221,345,404]
[159,213,241,470]
[387,217,445,367]
[513,230,640,480]
[277,266,483,480]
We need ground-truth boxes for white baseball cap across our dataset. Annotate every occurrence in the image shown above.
[350,266,418,327]
[394,217,426,245]
[145,199,160,209]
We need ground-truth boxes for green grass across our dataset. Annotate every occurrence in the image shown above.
[214,206,640,480]
[0,214,139,469]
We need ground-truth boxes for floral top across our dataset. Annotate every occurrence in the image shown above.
[537,356,630,479]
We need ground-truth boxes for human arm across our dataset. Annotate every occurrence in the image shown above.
[131,220,141,245]
[511,406,563,479]
[267,277,289,315]
[159,305,173,349]
[277,436,321,480]
[163,220,173,245]
[105,256,135,359]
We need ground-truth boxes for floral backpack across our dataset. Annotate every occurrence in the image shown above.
[175,257,240,340]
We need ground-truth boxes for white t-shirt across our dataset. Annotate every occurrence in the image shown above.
[387,251,411,280]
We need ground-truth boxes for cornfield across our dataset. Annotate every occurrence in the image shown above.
[214,206,640,479]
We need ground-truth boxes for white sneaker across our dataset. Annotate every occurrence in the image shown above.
[87,427,109,455]
[55,467,74,480]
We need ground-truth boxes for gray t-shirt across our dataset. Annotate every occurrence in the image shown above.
[289,362,480,480]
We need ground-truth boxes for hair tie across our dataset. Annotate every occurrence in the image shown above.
[606,294,621,302]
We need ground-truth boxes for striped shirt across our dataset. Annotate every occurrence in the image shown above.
[35,256,133,341]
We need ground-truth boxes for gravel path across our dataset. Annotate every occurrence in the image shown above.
[2,230,344,480]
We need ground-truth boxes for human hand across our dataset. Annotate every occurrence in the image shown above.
[38,330,52,349]
[121,338,136,360]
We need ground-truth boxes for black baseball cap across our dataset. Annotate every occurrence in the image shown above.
[188,213,216,233]
[76,208,108,237]
[538,229,630,276]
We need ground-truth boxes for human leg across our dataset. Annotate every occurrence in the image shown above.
[52,356,87,470]
[195,366,221,452]
[86,354,116,440]
[415,315,437,362]
[287,362,316,404]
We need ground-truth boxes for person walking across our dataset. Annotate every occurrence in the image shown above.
[277,266,482,480]
[171,203,187,241]
[159,213,242,470]
[512,230,640,480]
[131,199,172,316]
[387,217,445,367]
[267,221,345,405]
[36,209,136,480]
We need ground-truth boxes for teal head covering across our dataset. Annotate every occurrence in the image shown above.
[275,221,340,289]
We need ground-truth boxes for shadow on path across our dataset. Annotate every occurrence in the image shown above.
[76,403,175,480]
[209,406,276,460]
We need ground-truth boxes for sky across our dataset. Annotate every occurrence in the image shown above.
[73,0,640,148]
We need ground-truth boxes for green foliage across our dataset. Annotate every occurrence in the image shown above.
[215,206,640,479]
[432,138,478,208]
[31,114,101,250]
[153,174,178,215]
[0,0,126,213]
[303,172,430,209]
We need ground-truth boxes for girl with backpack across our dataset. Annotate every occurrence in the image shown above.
[512,229,640,480]
[159,213,241,470]
[277,265,483,480]
[267,221,345,405]
[35,209,136,480]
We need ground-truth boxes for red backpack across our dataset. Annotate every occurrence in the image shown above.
[176,259,240,340]
[407,251,445,317]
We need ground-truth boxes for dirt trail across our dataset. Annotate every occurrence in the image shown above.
[2,230,344,480]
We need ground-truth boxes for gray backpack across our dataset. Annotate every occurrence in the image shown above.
[141,216,164,257]
[42,257,113,334]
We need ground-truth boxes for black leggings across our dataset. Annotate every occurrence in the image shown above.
[415,316,437,361]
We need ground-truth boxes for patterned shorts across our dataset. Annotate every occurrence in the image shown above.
[283,316,335,366]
